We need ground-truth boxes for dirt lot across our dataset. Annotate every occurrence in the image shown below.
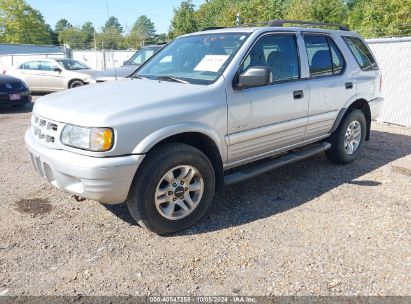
[0,98,410,296]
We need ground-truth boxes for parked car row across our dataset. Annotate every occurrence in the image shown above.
[2,45,164,97]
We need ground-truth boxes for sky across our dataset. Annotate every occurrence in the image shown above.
[26,0,205,34]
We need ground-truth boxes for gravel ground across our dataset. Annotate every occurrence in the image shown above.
[0,98,410,296]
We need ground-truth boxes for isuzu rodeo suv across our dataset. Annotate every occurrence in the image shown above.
[26,20,384,234]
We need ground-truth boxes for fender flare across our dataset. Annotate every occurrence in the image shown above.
[329,94,372,138]
[131,122,227,162]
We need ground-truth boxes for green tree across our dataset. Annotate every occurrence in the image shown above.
[55,18,71,34]
[0,0,51,44]
[127,15,156,48]
[58,26,87,49]
[285,0,313,21]
[103,16,123,33]
[310,0,347,24]
[81,22,95,48]
[99,16,124,49]
[169,0,199,38]
[348,0,411,38]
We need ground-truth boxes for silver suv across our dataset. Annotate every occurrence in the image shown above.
[25,20,384,234]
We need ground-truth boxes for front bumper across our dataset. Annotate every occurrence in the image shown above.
[369,97,384,120]
[25,129,145,204]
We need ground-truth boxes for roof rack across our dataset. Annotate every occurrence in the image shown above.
[267,19,350,31]
[201,26,226,31]
[199,20,350,32]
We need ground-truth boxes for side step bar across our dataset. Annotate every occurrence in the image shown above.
[224,142,331,186]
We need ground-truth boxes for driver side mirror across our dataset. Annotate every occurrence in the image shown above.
[236,66,271,89]
[123,60,128,66]
[53,67,62,73]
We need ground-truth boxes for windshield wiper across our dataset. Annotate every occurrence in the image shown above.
[131,75,149,80]
[156,75,189,84]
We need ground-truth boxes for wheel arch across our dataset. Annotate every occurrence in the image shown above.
[132,124,226,192]
[331,98,371,141]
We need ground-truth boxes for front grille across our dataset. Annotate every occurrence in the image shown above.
[31,115,63,147]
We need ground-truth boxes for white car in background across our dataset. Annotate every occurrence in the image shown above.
[6,58,99,92]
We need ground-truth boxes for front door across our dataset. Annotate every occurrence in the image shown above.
[226,33,309,165]
[38,61,65,91]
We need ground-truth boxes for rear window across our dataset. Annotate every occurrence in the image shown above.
[303,35,345,77]
[343,36,378,71]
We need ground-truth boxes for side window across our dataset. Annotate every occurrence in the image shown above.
[343,36,378,71]
[20,61,41,70]
[328,38,344,75]
[241,34,300,83]
[40,61,53,71]
[304,35,345,77]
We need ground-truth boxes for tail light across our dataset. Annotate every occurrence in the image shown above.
[379,75,383,92]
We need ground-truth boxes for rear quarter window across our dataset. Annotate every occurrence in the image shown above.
[343,36,378,71]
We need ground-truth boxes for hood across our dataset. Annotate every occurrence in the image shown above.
[33,78,205,126]
[93,66,138,79]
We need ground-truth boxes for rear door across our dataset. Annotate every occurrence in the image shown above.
[302,34,354,140]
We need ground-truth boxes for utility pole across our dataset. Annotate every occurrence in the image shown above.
[94,28,97,69]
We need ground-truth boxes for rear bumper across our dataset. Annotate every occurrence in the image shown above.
[369,97,384,120]
[25,129,145,204]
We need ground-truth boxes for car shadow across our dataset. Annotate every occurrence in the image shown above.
[0,101,33,114]
[0,93,48,114]
[103,129,411,235]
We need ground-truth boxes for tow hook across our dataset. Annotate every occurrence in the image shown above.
[74,195,86,202]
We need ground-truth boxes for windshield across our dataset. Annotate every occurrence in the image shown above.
[134,33,249,85]
[127,47,159,66]
[56,59,90,70]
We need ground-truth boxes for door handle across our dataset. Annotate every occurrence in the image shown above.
[293,90,304,100]
[345,82,353,89]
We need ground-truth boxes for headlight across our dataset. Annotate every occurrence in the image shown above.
[61,125,113,152]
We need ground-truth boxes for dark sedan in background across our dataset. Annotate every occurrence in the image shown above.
[0,74,31,108]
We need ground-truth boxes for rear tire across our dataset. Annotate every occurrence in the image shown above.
[126,143,215,235]
[69,80,84,89]
[326,109,366,164]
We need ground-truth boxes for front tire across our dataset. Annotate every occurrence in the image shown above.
[69,80,84,89]
[126,143,215,234]
[326,109,366,164]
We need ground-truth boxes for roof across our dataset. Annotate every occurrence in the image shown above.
[0,43,63,56]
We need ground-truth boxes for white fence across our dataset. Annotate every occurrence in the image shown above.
[0,37,410,127]
[367,37,411,127]
[72,50,135,71]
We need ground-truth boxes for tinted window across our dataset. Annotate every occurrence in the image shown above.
[20,61,41,70]
[343,36,378,71]
[129,48,156,65]
[241,34,300,83]
[329,38,344,75]
[40,61,60,71]
[304,35,345,77]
